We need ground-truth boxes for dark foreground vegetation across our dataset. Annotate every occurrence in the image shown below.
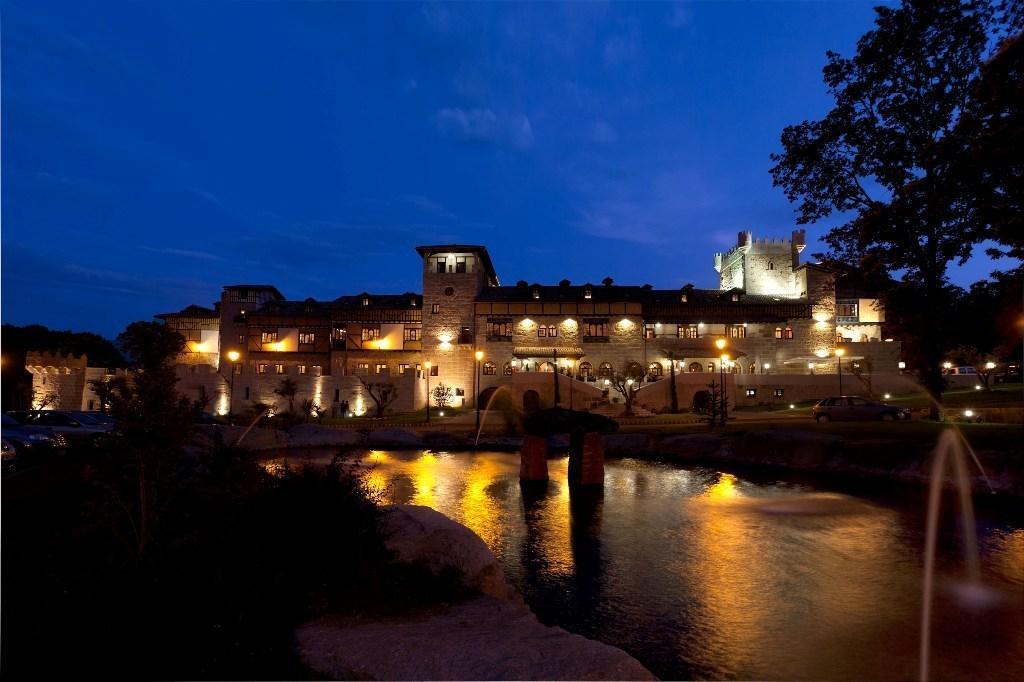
[1,322,461,680]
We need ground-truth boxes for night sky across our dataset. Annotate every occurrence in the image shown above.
[1,1,1007,338]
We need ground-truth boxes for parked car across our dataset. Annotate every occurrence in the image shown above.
[2,438,17,473]
[1,413,67,467]
[10,410,112,443]
[812,397,911,423]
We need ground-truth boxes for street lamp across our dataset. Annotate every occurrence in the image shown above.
[227,350,240,424]
[835,347,846,395]
[714,338,728,426]
[719,353,730,426]
[424,361,432,424]
[474,350,484,432]
[762,362,770,374]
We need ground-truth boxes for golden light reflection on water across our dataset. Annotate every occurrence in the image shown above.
[703,472,740,500]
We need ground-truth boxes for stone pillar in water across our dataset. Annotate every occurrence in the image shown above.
[580,432,605,486]
[520,434,548,481]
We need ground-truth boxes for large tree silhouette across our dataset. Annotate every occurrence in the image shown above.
[770,0,1012,416]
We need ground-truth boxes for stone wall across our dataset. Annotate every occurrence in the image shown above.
[26,352,90,410]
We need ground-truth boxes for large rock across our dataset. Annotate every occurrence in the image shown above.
[296,595,656,681]
[287,424,364,448]
[379,505,514,601]
[367,428,424,448]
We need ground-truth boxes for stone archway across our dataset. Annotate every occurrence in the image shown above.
[523,389,541,414]
[479,386,499,410]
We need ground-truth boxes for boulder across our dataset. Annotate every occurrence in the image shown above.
[367,428,424,448]
[287,424,364,448]
[296,595,656,681]
[379,505,514,601]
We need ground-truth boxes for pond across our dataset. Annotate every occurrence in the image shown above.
[280,449,1024,680]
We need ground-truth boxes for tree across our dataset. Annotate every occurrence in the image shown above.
[191,384,211,418]
[273,377,299,414]
[849,356,875,398]
[357,377,399,418]
[87,376,127,414]
[770,0,999,418]
[301,399,325,423]
[608,363,645,416]
[101,321,192,555]
[431,383,453,410]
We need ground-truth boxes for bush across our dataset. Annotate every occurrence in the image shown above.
[1,447,457,679]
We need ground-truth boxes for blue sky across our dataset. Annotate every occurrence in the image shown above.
[1,0,1007,338]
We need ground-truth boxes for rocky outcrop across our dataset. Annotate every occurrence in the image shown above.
[295,504,656,680]
[296,596,656,681]
[379,505,516,602]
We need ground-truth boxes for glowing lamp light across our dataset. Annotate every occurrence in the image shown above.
[698,322,705,328]
[474,350,484,361]
[815,349,829,358]
[763,363,770,370]
[898,361,906,370]
[626,378,634,386]
[834,348,846,358]
[715,338,726,351]
[424,361,432,370]
[789,404,796,409]
[943,362,953,370]
[884,393,892,400]
[963,409,975,418]
[604,379,611,386]
[808,362,815,370]
[985,361,996,370]
[439,411,445,417]
[227,350,240,362]
[975,385,983,391]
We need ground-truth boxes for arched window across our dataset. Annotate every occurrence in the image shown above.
[598,362,614,378]
[731,363,740,374]
[749,363,756,375]
[482,361,496,375]
[648,362,663,377]
[688,362,702,373]
[539,362,555,373]
[502,362,513,376]
[768,261,775,270]
[784,327,794,339]
[708,362,716,373]
[774,327,783,339]
[579,361,593,378]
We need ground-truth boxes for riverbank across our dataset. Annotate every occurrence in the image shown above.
[216,419,1024,496]
[295,504,655,681]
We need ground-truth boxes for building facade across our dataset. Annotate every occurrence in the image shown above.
[31,231,901,415]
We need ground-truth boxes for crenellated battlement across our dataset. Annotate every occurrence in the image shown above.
[25,351,89,368]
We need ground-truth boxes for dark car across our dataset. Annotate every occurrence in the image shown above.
[1,414,67,467]
[812,396,910,423]
[12,410,112,443]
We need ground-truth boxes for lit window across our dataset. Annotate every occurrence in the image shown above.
[237,334,245,345]
[432,304,440,314]
[275,364,284,375]
[598,362,614,378]
[585,320,607,338]
[430,364,439,376]
[648,362,663,377]
[483,361,496,375]
[681,293,688,303]
[435,257,446,273]
[537,325,556,338]
[297,365,307,375]
[362,296,370,306]
[532,288,541,300]
[361,326,381,341]
[731,294,739,302]
[644,324,656,339]
[455,257,467,273]
[257,363,268,375]
[375,363,387,374]
[398,363,411,375]
[774,388,784,397]
[708,363,715,373]
[488,320,512,338]
[503,362,513,375]
[404,327,420,341]
[728,325,746,339]
[679,324,699,339]
[299,332,315,345]
[746,388,757,397]
[312,365,322,376]
[584,287,592,299]
[261,331,278,345]
[783,327,794,339]
[355,362,369,374]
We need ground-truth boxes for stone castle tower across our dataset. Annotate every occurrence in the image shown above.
[416,246,499,406]
[713,229,806,297]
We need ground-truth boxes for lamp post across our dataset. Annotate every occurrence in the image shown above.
[227,350,240,424]
[424,361,432,424]
[835,347,846,395]
[474,350,484,431]
[715,338,728,426]
[566,359,575,410]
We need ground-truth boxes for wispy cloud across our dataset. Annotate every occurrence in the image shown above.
[141,246,223,262]
[434,107,534,150]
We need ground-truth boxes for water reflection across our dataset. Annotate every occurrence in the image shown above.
[335,449,1024,680]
